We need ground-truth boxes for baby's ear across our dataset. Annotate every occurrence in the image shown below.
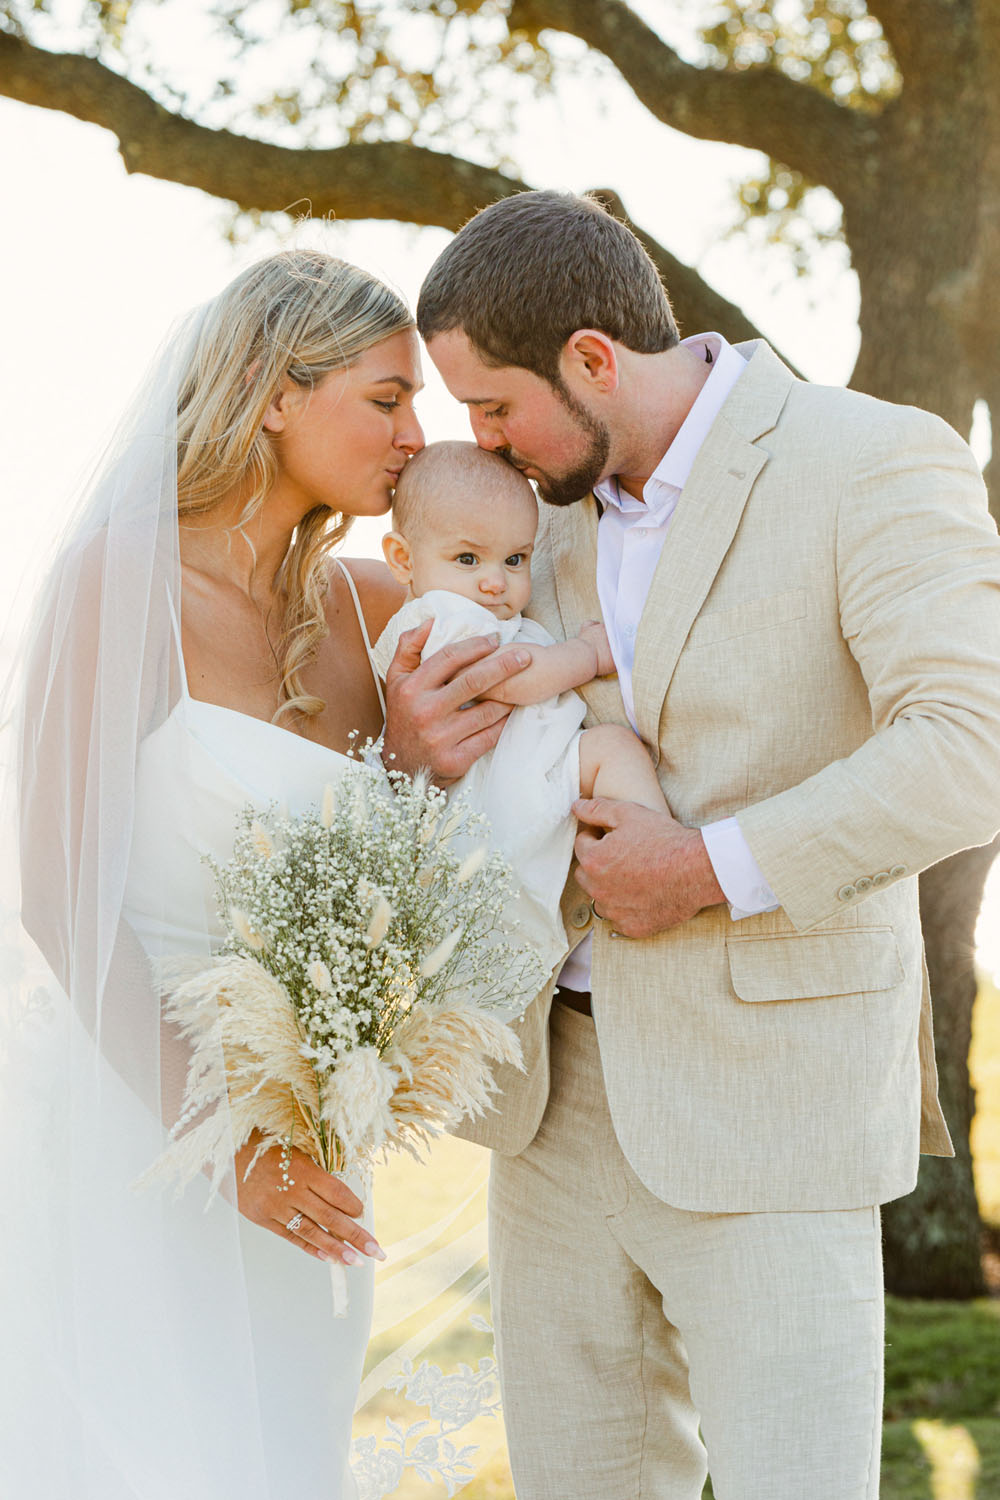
[382,530,413,585]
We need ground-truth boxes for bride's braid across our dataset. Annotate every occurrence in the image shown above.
[175,250,412,720]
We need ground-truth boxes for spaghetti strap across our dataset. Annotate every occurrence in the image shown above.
[164,584,190,702]
[335,559,387,721]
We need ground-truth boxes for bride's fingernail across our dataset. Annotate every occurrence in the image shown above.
[364,1240,387,1262]
[341,1246,361,1266]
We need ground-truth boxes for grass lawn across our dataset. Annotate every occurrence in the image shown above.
[358,975,1000,1498]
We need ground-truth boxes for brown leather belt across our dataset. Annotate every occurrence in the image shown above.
[554,985,592,1016]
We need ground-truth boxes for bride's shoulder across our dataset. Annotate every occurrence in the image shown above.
[325,556,405,642]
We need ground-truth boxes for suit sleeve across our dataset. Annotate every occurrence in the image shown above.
[736,405,1000,931]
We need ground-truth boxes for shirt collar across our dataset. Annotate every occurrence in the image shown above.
[595,332,747,518]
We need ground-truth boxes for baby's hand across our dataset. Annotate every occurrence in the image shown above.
[578,621,616,678]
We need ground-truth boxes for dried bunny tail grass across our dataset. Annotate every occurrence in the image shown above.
[419,927,463,978]
[384,1002,524,1154]
[250,820,275,858]
[230,907,266,951]
[364,892,393,949]
[321,782,336,828]
[136,954,324,1199]
[455,846,487,884]
[321,1045,399,1161]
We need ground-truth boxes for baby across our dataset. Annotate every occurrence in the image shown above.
[372,441,667,975]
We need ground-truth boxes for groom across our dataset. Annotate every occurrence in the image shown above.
[383,191,1000,1498]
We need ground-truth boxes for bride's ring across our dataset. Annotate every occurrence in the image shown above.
[589,899,603,921]
[285,1212,305,1234]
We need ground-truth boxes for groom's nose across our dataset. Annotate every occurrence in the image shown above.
[469,409,505,451]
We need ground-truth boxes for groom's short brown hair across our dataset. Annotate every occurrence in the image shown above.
[417,190,680,386]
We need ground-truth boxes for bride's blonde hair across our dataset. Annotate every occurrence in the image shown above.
[176,250,412,720]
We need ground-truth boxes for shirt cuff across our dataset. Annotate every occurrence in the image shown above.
[701,817,780,920]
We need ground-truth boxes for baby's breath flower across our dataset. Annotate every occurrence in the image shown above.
[349,777,369,833]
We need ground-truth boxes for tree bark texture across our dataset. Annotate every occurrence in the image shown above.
[2,2,998,1296]
[881,838,999,1298]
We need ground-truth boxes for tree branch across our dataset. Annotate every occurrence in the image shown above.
[0,33,793,362]
[508,0,875,200]
[0,32,527,227]
[861,0,925,70]
[588,189,801,374]
[864,0,975,75]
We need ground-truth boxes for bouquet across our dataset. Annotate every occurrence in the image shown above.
[143,761,545,1307]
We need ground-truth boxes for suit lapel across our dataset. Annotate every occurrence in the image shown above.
[547,496,628,726]
[631,341,795,752]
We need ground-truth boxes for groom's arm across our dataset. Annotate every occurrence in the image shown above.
[381,620,531,784]
[575,407,1000,937]
[736,408,1000,931]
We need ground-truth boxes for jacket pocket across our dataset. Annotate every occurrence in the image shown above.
[727,927,904,1002]
[685,586,808,650]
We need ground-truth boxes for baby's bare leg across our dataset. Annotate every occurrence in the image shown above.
[578,724,667,812]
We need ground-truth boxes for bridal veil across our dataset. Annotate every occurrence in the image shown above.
[0,266,499,1499]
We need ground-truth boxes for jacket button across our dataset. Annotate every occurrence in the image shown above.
[855,876,873,894]
[838,884,857,902]
[570,903,592,929]
[889,864,907,879]
[872,871,890,887]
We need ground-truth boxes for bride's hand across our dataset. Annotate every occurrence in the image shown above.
[234,1137,385,1266]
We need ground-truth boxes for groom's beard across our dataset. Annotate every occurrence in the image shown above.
[504,381,611,508]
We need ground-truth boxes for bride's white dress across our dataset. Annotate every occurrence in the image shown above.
[1,561,497,1500]
[118,566,382,1498]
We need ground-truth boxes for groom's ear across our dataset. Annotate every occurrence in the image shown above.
[561,331,619,396]
[382,531,414,585]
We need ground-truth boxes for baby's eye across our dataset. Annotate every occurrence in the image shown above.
[456,552,478,566]
[505,553,527,568]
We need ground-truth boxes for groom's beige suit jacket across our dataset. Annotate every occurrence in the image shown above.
[461,340,1000,1212]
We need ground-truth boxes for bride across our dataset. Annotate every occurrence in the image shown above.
[0,250,511,1499]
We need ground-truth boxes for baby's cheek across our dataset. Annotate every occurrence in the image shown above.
[512,570,533,609]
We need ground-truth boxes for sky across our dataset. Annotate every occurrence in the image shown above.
[1,23,997,973]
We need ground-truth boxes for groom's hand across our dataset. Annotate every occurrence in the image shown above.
[382,619,531,785]
[573,799,726,938]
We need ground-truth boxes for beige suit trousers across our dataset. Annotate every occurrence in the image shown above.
[490,1003,885,1499]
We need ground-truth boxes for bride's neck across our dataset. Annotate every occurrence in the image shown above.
[179,485,308,606]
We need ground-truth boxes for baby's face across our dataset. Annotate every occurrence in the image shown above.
[405,487,537,619]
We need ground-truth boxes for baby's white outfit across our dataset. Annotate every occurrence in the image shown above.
[372,590,586,980]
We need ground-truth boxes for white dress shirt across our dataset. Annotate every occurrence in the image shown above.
[558,333,779,994]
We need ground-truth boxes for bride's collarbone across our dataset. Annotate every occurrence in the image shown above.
[181,594,380,751]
